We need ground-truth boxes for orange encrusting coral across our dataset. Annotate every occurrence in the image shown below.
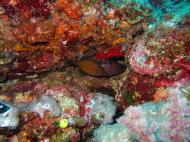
[55,0,83,20]
[153,88,170,102]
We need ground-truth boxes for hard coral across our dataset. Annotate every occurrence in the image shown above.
[94,85,190,142]
[13,20,55,45]
[55,0,83,20]
[113,71,155,110]
[18,95,62,118]
[91,93,116,124]
[0,0,189,141]
[0,0,53,20]
[129,26,189,76]
[153,87,170,102]
[7,50,64,80]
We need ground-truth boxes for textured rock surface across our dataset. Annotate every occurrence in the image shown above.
[0,0,189,141]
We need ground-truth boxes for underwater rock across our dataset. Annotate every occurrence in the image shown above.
[7,50,64,80]
[129,37,171,75]
[13,20,55,45]
[107,0,190,27]
[93,85,190,142]
[0,0,53,21]
[55,0,83,20]
[122,2,149,24]
[93,123,130,142]
[0,0,189,141]
[45,86,116,125]
[91,93,116,124]
[0,51,16,82]
[0,100,19,129]
[0,51,16,65]
[18,95,62,118]
[0,67,9,82]
[67,116,88,128]
[56,94,79,117]
[51,132,70,142]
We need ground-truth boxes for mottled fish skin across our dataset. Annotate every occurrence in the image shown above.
[77,59,102,77]
[0,101,11,114]
[101,61,126,77]
[77,58,126,77]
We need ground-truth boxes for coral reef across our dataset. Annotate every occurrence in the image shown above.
[107,0,190,27]
[91,93,116,124]
[93,123,129,142]
[18,95,62,118]
[77,58,126,77]
[93,84,190,142]
[0,0,189,141]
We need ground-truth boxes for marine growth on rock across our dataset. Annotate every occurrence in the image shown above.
[0,0,190,141]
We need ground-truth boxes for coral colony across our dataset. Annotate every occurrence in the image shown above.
[0,0,190,141]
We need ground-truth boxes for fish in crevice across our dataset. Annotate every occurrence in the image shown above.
[77,58,126,77]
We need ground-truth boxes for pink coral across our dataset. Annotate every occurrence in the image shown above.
[160,89,190,141]
[117,86,190,142]
[118,106,155,142]
[129,42,171,75]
